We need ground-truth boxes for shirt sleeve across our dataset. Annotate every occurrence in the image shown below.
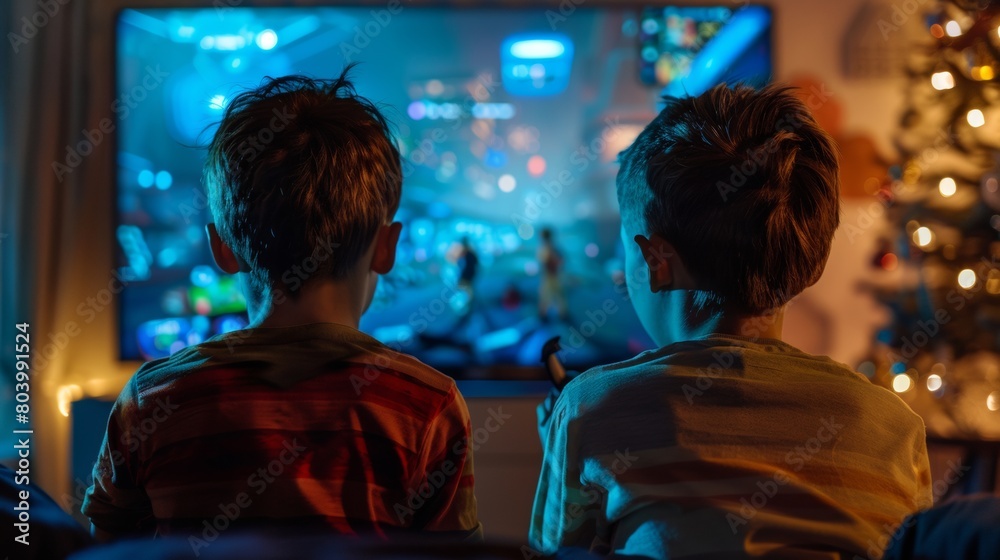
[536,387,561,443]
[529,391,603,555]
[408,386,480,536]
[912,425,934,510]
[81,376,155,535]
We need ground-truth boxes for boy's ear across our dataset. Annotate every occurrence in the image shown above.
[370,222,403,275]
[634,233,678,293]
[206,224,241,275]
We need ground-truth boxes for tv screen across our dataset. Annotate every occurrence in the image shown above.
[115,5,772,377]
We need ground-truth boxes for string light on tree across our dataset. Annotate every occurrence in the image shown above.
[957,268,977,289]
[939,177,957,197]
[987,269,1000,294]
[927,374,943,391]
[892,374,913,393]
[880,252,899,270]
[867,0,1000,439]
[931,71,955,90]
[913,226,933,247]
[967,108,986,127]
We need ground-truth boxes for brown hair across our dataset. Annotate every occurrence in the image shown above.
[617,83,840,314]
[204,65,401,293]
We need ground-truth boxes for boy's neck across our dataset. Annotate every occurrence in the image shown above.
[247,279,369,330]
[709,307,785,341]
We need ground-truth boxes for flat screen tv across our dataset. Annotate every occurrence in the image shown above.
[115,4,772,379]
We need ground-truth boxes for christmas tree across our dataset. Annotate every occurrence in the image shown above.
[867,0,1000,438]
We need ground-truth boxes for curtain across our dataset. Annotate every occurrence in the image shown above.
[1,0,94,507]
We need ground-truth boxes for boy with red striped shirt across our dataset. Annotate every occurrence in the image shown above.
[83,68,479,542]
[530,85,932,558]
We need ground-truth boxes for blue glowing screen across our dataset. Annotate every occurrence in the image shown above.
[116,6,771,376]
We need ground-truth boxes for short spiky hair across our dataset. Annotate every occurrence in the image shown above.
[204,66,401,293]
[617,83,840,314]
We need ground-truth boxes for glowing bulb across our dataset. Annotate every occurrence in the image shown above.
[255,29,278,50]
[498,174,517,193]
[987,270,1000,295]
[939,177,957,197]
[527,155,546,177]
[926,374,942,391]
[980,66,995,80]
[958,268,977,289]
[967,108,986,127]
[989,391,1000,411]
[137,169,154,188]
[931,71,955,90]
[880,253,898,271]
[155,170,173,190]
[892,374,913,393]
[945,20,962,37]
[913,226,933,247]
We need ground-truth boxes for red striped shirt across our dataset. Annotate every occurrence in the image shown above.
[82,323,479,540]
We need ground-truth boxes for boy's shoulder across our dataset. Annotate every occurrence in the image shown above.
[560,335,903,412]
[130,343,213,394]
[342,342,459,397]
[554,340,704,410]
[565,337,738,387]
[573,335,870,380]
[552,338,926,454]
